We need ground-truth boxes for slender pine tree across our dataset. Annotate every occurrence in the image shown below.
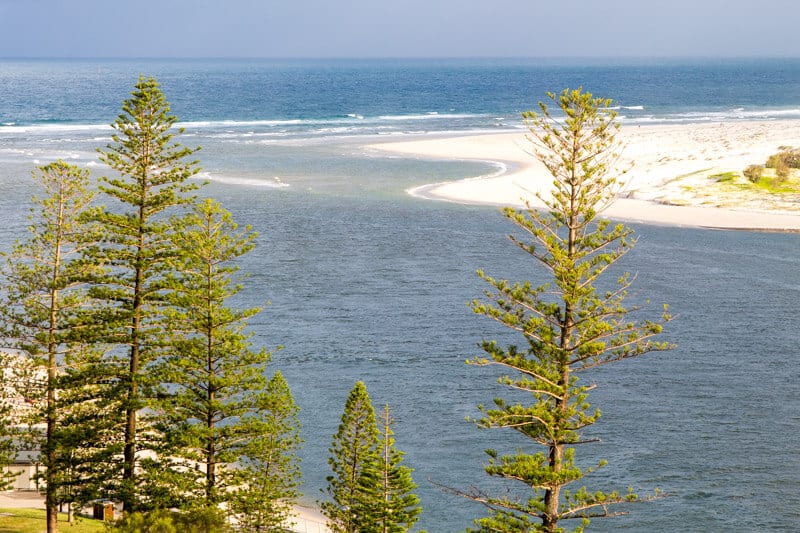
[467,88,672,532]
[0,160,106,532]
[230,371,303,532]
[157,198,300,528]
[358,404,422,533]
[155,198,260,510]
[90,76,200,511]
[322,381,380,533]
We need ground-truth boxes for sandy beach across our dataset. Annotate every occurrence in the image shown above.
[370,120,800,231]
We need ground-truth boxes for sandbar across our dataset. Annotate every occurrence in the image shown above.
[369,120,800,231]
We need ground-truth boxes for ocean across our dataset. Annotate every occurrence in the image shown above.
[1,58,799,531]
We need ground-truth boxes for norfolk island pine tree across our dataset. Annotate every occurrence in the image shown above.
[156,198,302,526]
[89,76,201,512]
[0,160,108,533]
[357,404,422,533]
[323,382,422,533]
[322,381,380,533]
[466,88,672,532]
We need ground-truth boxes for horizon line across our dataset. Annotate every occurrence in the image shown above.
[2,55,800,61]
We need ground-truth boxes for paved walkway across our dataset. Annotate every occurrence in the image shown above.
[0,490,44,509]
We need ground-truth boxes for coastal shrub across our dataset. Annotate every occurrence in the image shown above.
[107,510,230,533]
[765,147,800,170]
[743,165,763,183]
[775,160,791,181]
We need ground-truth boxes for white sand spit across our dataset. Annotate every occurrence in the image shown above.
[370,120,800,231]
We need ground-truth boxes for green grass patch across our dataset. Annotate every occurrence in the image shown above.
[733,176,800,194]
[664,168,711,184]
[0,508,105,533]
[754,176,800,193]
[706,169,800,195]
[710,171,738,183]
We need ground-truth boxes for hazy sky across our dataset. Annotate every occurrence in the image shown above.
[1,0,799,58]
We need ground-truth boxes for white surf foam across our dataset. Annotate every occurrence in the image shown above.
[198,172,290,189]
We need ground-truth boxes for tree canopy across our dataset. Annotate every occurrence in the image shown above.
[467,88,672,532]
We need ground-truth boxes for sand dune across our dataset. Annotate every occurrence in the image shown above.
[370,120,800,231]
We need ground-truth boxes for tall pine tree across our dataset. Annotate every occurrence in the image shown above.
[157,198,300,527]
[322,381,380,533]
[91,76,200,512]
[468,88,671,532]
[0,160,104,532]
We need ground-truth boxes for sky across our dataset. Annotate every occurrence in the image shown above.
[1,0,800,58]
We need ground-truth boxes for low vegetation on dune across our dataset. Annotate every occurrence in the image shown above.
[738,146,800,193]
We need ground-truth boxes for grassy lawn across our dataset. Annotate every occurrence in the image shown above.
[0,508,105,533]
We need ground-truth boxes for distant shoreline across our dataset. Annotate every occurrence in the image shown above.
[369,120,800,232]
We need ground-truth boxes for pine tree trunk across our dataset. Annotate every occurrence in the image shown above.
[543,177,579,532]
[123,294,142,512]
[46,214,63,533]
[46,340,58,533]
[123,219,146,512]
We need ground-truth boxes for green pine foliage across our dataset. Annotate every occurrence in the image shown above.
[467,88,672,532]
[357,405,422,533]
[155,198,262,509]
[322,381,381,533]
[50,343,123,521]
[0,78,304,527]
[0,352,20,492]
[107,509,231,533]
[156,198,301,528]
[0,160,107,532]
[89,76,201,512]
[323,384,422,533]
[230,371,303,532]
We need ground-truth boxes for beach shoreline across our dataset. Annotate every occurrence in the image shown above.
[368,120,800,231]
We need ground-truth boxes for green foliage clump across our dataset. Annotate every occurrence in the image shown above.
[766,146,800,169]
[106,509,230,533]
[742,165,763,183]
[763,146,800,182]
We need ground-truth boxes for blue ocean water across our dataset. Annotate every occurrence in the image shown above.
[1,59,799,531]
